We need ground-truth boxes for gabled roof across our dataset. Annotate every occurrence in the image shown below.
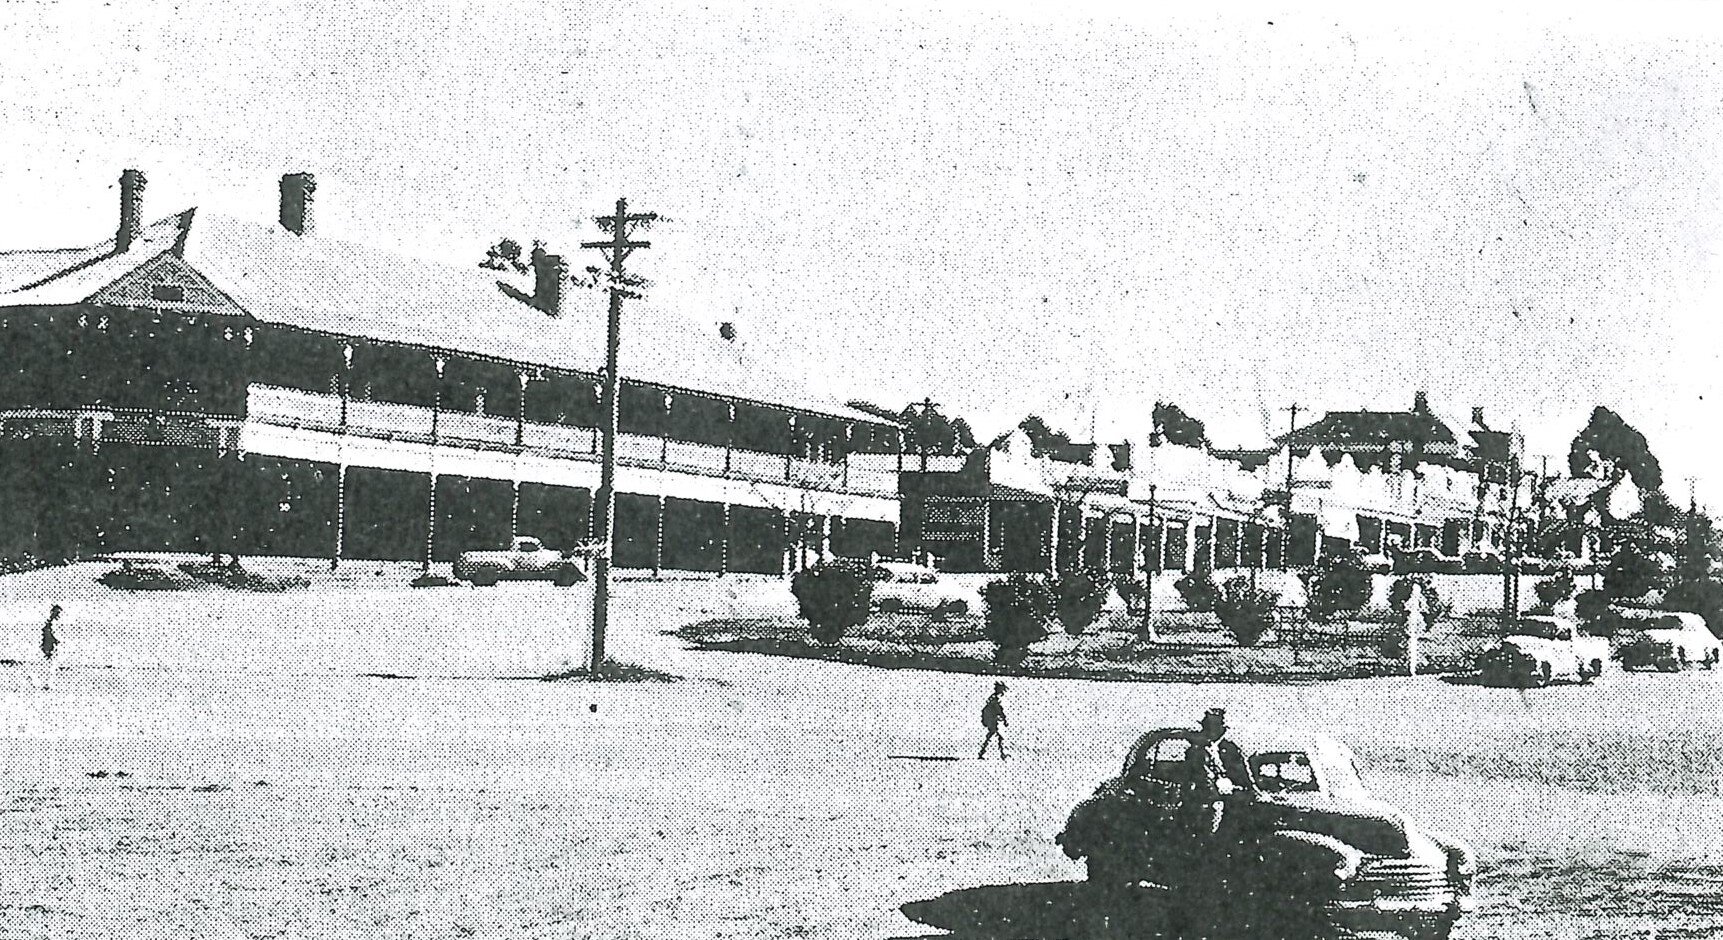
[1278,409,1458,449]
[0,210,888,425]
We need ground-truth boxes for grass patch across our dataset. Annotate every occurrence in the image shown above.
[541,659,683,683]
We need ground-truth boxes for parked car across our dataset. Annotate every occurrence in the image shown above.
[453,536,592,586]
[1612,610,1722,671]
[1476,615,1609,687]
[1057,725,1475,939]
[869,562,972,617]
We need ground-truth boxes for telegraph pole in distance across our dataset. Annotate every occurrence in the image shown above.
[582,198,657,674]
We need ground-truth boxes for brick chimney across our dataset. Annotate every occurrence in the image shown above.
[1413,390,1429,413]
[1471,406,1486,427]
[532,250,568,317]
[116,169,146,252]
[279,172,316,236]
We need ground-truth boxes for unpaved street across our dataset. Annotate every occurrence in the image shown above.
[1,569,1720,939]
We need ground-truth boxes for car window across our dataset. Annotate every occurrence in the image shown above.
[1127,738,1194,784]
[520,539,542,551]
[1252,751,1319,793]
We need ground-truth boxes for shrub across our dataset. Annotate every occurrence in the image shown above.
[1606,548,1663,601]
[790,562,874,644]
[1572,587,1633,635]
[97,562,199,591]
[1534,569,1577,610]
[1387,574,1451,627]
[982,573,1055,658]
[1174,569,1219,612]
[1307,549,1372,623]
[1050,568,1109,635]
[1113,577,1145,614]
[1214,578,1278,647]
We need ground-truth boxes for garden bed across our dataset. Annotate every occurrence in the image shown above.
[674,610,1494,683]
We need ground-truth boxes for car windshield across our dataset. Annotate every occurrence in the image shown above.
[520,539,542,551]
[1251,751,1319,793]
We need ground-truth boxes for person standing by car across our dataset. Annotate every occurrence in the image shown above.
[978,682,1008,760]
[38,604,63,690]
[1182,708,1253,837]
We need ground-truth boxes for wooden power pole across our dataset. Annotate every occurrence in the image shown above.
[581,198,657,674]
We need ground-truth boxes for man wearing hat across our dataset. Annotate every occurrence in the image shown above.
[978,682,1009,760]
[1182,707,1253,836]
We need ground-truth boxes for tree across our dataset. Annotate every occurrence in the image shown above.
[1214,578,1278,647]
[1306,548,1372,623]
[1019,414,1078,458]
[982,574,1055,660]
[848,400,975,457]
[791,562,874,644]
[1050,567,1109,635]
[1152,401,1209,449]
[1569,406,1662,491]
[1604,548,1662,601]
[479,238,532,273]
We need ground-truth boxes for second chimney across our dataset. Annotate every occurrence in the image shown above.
[116,168,147,252]
[279,172,316,236]
[533,251,568,317]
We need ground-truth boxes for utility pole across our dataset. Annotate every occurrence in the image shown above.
[1140,483,1158,643]
[581,198,657,674]
[1282,404,1300,502]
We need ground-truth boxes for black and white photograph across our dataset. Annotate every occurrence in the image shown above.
[2,2,1721,937]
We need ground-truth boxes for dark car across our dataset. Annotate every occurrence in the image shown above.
[1057,725,1475,939]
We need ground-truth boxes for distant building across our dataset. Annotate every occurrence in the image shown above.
[0,170,903,572]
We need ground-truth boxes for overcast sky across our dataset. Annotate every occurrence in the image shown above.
[3,1,1721,505]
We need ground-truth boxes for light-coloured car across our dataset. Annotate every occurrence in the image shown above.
[1057,725,1475,939]
[1477,615,1609,687]
[869,562,972,617]
[1613,610,1722,671]
[453,536,591,587]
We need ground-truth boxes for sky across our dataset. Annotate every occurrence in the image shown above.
[2,0,1721,506]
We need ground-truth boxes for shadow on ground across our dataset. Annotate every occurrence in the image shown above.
[900,881,1172,940]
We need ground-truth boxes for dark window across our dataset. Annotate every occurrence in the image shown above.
[150,284,186,302]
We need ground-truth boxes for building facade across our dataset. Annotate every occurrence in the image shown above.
[0,171,903,573]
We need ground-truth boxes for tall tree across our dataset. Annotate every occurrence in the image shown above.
[1569,406,1663,490]
[1019,414,1076,457]
[1152,401,1209,448]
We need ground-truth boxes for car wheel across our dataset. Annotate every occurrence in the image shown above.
[1588,659,1605,682]
[1678,649,1690,670]
[1705,650,1720,669]
[879,598,903,614]
[1537,662,1553,687]
[945,599,969,617]
[470,569,500,587]
[553,567,580,587]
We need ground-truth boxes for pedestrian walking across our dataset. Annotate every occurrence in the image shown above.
[39,604,63,690]
[978,681,1008,760]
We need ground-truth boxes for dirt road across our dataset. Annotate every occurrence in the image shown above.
[0,570,1719,938]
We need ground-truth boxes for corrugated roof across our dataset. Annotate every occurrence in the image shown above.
[0,209,889,425]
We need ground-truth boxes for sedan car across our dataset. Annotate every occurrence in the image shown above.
[869,562,972,617]
[1057,725,1475,939]
[1476,615,1609,687]
[1613,610,1721,671]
